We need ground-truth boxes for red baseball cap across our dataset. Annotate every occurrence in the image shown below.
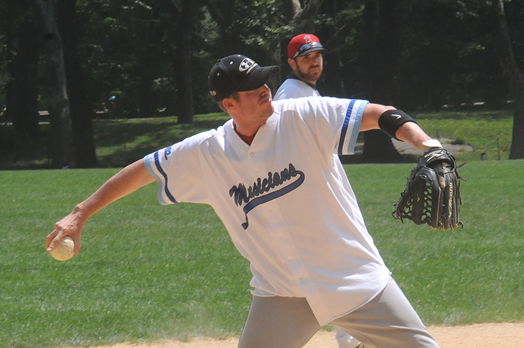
[288,34,325,59]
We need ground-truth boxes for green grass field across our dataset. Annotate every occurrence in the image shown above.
[1,160,523,347]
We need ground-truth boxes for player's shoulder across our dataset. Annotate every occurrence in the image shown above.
[273,97,369,122]
[179,120,230,147]
[281,77,306,87]
[274,96,343,110]
[274,78,314,100]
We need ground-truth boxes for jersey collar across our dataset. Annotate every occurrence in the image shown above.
[287,74,317,90]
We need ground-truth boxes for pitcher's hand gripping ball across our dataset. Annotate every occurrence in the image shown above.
[50,237,75,261]
[393,148,464,230]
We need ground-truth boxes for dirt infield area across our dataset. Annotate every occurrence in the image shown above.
[93,323,523,348]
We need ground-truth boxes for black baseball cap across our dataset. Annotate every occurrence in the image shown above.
[208,54,280,101]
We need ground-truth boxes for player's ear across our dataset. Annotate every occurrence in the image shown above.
[222,97,236,111]
[288,58,297,70]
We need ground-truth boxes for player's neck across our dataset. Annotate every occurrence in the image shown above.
[291,74,317,89]
[233,121,256,145]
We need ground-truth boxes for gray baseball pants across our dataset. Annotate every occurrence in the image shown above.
[238,277,439,348]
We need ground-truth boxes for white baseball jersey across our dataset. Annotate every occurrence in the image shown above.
[274,76,320,100]
[144,97,390,326]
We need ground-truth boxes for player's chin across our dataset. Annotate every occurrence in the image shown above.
[308,70,322,79]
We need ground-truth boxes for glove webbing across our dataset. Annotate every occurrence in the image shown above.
[395,178,434,227]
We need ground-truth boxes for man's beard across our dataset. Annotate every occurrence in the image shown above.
[296,65,322,84]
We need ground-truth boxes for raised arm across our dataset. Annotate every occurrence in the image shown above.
[46,159,155,254]
[360,103,437,152]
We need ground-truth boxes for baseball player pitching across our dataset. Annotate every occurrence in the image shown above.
[47,54,442,348]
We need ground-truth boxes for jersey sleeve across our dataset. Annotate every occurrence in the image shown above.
[279,97,368,156]
[336,99,368,155]
[143,133,209,205]
[143,147,179,205]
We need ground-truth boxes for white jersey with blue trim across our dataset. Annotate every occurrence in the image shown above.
[143,97,389,326]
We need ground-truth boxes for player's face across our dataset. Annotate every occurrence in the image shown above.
[228,85,274,133]
[291,51,323,84]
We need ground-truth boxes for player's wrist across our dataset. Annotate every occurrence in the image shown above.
[71,203,93,223]
[422,139,442,152]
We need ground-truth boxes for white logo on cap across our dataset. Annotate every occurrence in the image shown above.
[239,58,257,73]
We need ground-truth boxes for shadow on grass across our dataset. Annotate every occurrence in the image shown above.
[93,117,230,167]
[0,115,230,170]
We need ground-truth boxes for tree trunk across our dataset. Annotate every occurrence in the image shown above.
[7,10,40,144]
[5,2,40,143]
[175,0,194,124]
[57,0,99,168]
[137,19,160,119]
[361,0,402,163]
[36,0,74,168]
[162,0,194,123]
[493,0,524,159]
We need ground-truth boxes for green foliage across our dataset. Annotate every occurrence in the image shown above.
[2,0,524,116]
[1,161,522,346]
[392,0,506,110]
[2,1,524,163]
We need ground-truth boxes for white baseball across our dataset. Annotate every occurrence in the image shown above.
[50,237,75,261]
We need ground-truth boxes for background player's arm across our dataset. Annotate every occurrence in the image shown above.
[360,102,431,152]
[46,159,155,254]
